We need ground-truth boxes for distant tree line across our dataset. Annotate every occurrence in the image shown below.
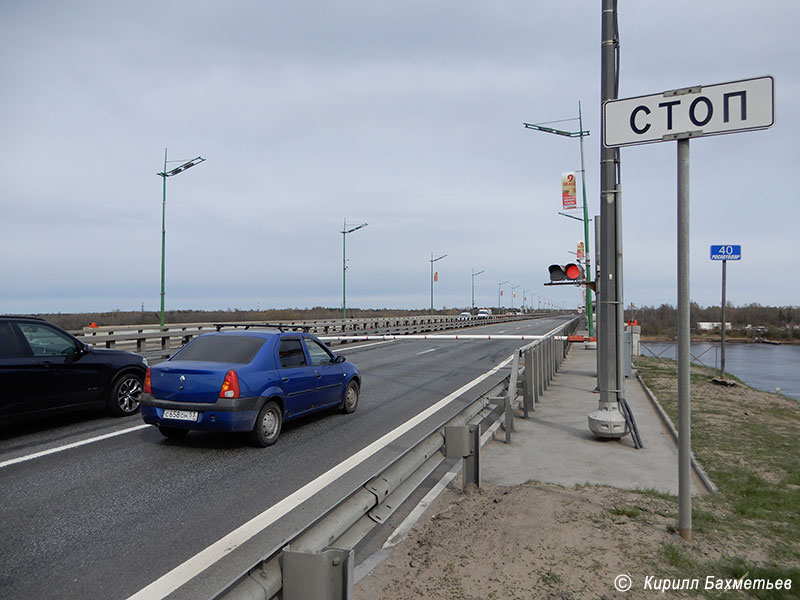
[626,303,800,341]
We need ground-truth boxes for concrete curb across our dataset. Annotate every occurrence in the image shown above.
[635,372,719,494]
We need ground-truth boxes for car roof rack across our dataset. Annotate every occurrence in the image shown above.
[213,323,312,333]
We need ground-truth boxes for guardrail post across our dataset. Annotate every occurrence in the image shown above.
[523,348,535,416]
[445,424,480,490]
[282,546,354,600]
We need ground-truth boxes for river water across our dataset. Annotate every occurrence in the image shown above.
[638,341,800,401]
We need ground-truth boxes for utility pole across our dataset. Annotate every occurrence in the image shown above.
[471,269,485,310]
[342,220,368,321]
[588,0,627,439]
[497,280,508,311]
[430,253,447,315]
[523,104,595,337]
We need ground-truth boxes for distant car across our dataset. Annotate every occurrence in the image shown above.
[140,327,361,447]
[0,316,147,422]
[458,312,472,320]
[477,309,491,319]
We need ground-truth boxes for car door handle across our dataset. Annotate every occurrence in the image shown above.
[315,373,322,379]
[282,377,289,383]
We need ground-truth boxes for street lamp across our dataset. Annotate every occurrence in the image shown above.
[430,253,447,315]
[471,268,485,311]
[342,219,368,321]
[157,149,205,330]
[511,284,520,309]
[524,102,594,338]
[497,280,508,310]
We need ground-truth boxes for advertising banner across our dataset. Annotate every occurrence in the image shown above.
[561,172,577,209]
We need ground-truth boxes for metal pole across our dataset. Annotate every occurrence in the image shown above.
[430,253,434,315]
[497,280,508,310]
[472,270,475,309]
[430,253,446,315]
[677,137,692,541]
[588,0,626,438]
[159,148,167,330]
[578,102,594,338]
[342,218,347,321]
[721,260,727,378]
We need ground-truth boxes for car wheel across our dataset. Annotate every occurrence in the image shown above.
[106,372,143,417]
[159,426,189,440]
[250,400,283,447]
[340,380,359,414]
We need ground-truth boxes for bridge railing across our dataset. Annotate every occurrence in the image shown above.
[75,313,550,361]
[212,316,580,600]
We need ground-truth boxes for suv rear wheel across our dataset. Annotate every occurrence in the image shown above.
[106,372,143,416]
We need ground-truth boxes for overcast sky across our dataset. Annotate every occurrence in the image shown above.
[1,1,797,315]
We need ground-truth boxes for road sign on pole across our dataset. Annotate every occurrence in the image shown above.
[710,244,741,381]
[603,75,774,542]
[603,76,774,148]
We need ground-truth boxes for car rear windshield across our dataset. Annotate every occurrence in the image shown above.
[173,336,266,364]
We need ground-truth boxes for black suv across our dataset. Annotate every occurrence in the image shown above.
[0,316,148,422]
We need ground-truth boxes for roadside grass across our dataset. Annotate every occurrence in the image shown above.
[635,356,800,597]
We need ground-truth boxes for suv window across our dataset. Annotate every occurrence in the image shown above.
[17,323,77,357]
[304,338,334,366]
[278,339,307,368]
[174,336,265,364]
[0,322,27,357]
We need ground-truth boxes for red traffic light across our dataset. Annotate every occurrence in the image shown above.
[548,263,584,283]
[565,263,582,280]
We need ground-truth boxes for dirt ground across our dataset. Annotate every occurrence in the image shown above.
[354,476,686,600]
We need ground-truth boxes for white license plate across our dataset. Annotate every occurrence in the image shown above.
[162,409,199,422]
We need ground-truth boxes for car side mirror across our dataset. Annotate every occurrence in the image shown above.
[334,355,346,364]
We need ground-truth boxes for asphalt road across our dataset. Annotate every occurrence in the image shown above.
[0,316,573,600]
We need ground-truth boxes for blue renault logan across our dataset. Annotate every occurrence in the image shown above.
[140,326,361,446]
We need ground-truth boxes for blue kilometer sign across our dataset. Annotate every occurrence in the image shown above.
[710,245,741,260]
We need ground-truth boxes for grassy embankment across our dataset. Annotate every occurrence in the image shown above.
[631,356,800,598]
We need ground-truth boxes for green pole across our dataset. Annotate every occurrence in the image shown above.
[579,103,595,338]
[342,218,347,321]
[159,148,167,330]
[430,253,434,315]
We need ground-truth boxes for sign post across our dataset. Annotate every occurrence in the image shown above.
[710,245,742,379]
[603,76,774,542]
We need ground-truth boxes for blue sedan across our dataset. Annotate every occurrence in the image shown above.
[140,327,361,446]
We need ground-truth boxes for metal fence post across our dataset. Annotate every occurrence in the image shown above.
[445,424,481,490]
[282,546,354,600]
[523,348,534,416]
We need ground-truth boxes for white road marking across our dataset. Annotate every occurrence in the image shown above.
[417,348,436,355]
[126,354,515,600]
[0,424,150,469]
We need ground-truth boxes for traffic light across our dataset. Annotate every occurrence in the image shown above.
[548,263,584,283]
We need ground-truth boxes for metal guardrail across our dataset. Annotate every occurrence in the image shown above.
[75,314,550,361]
[214,317,580,600]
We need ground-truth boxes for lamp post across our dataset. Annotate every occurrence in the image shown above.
[511,284,520,310]
[429,253,447,315]
[522,288,529,312]
[497,280,508,310]
[523,102,594,338]
[342,219,368,321]
[471,268,485,311]
[156,149,205,330]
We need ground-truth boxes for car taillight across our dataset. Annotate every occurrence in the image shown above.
[144,368,151,394]
[219,370,240,399]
